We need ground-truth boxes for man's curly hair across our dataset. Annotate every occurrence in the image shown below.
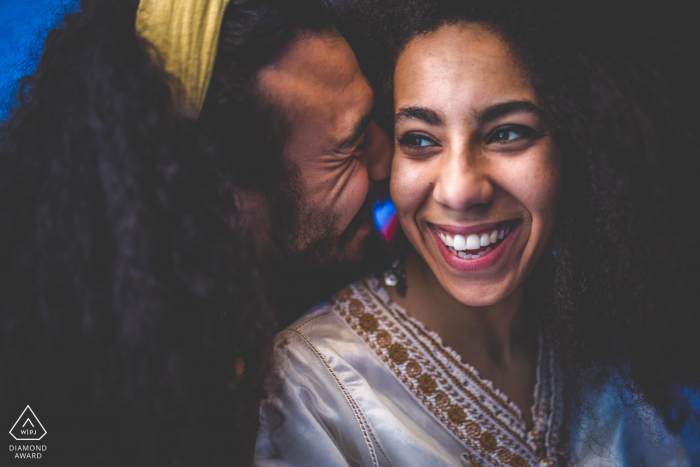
[339,0,700,431]
[0,0,332,464]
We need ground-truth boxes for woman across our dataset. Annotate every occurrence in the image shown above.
[255,1,699,465]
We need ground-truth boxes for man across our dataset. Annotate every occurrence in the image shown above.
[250,35,390,268]
[0,0,390,464]
[243,29,393,322]
[197,0,393,323]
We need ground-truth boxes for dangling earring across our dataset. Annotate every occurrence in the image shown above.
[383,258,407,297]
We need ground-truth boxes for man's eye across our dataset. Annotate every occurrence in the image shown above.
[398,133,437,148]
[486,125,541,144]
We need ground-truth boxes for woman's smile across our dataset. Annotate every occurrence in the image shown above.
[428,219,521,271]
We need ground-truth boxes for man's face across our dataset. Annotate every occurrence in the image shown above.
[254,31,392,267]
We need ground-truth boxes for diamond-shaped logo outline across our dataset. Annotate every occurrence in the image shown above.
[9,406,46,441]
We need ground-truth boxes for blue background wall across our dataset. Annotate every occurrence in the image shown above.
[0,0,74,118]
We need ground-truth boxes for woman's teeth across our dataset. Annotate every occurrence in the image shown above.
[437,225,511,259]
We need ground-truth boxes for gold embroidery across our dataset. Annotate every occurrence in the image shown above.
[358,313,379,333]
[465,421,481,438]
[348,298,365,316]
[496,447,513,463]
[375,330,392,347]
[405,359,422,377]
[387,343,408,364]
[417,374,437,394]
[479,432,498,452]
[511,454,528,467]
[435,392,451,410]
[336,287,353,302]
[448,405,467,424]
[334,276,571,467]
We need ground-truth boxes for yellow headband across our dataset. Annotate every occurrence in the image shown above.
[136,0,232,117]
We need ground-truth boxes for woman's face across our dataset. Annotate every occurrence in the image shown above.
[392,23,560,307]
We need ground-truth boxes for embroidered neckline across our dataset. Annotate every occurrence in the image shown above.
[332,275,569,467]
[374,278,536,431]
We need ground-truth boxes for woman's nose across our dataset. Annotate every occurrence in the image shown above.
[361,120,393,182]
[432,149,494,212]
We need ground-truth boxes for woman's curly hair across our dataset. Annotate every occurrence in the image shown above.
[0,0,332,464]
[340,0,700,430]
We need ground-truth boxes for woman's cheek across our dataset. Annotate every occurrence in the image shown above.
[390,156,429,224]
[523,155,561,236]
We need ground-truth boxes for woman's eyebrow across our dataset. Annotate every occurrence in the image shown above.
[395,101,542,128]
[395,107,443,126]
[475,100,543,125]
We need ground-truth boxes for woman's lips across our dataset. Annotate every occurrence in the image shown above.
[429,220,521,272]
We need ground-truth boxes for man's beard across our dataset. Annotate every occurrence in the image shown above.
[263,167,390,326]
[268,166,375,267]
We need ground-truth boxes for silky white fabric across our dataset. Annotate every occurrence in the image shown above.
[254,277,688,467]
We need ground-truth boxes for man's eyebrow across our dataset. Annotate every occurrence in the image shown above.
[475,100,543,126]
[395,107,443,126]
[336,110,374,152]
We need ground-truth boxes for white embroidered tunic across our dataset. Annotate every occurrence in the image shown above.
[254,276,688,467]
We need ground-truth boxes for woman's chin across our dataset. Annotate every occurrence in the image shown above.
[436,272,518,308]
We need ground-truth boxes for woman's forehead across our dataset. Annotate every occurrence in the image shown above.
[394,24,534,114]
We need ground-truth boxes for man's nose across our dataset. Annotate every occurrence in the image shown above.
[432,147,494,212]
[361,120,392,182]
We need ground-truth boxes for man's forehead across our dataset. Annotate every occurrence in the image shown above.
[258,33,373,154]
[256,32,373,127]
[259,32,357,88]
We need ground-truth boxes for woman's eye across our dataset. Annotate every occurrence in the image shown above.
[486,125,541,144]
[398,133,437,148]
